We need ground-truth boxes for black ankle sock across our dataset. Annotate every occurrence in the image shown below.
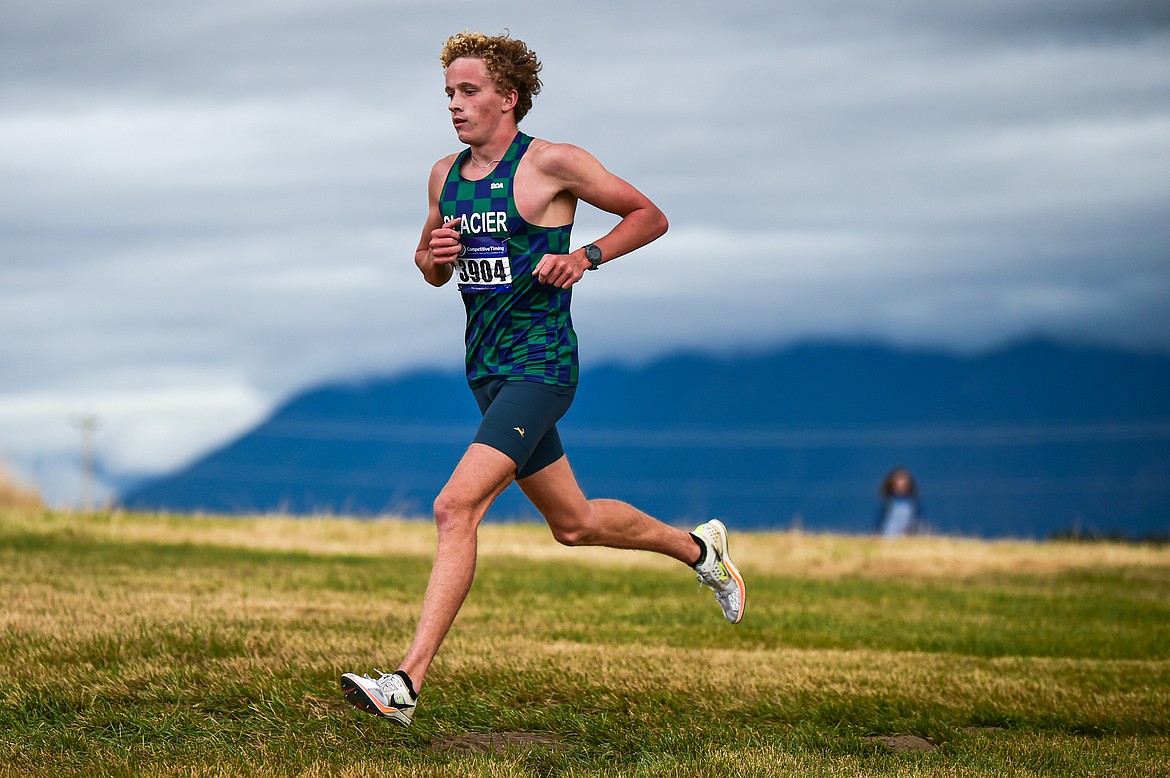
[394,670,417,698]
[689,533,708,567]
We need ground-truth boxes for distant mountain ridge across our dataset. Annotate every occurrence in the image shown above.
[123,339,1170,539]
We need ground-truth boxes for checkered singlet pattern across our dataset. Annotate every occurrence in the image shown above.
[440,133,578,387]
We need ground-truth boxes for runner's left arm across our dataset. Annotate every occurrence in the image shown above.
[531,144,668,289]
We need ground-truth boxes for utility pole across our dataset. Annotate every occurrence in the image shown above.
[72,415,98,512]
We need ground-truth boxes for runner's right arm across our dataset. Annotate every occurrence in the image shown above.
[414,158,459,287]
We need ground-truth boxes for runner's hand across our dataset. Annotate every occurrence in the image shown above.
[430,217,462,265]
[532,252,588,289]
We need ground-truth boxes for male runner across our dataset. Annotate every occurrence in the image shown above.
[341,31,745,726]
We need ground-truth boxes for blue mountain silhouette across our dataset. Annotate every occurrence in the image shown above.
[123,339,1170,539]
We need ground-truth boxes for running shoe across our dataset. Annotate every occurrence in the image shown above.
[692,519,746,624]
[340,669,417,725]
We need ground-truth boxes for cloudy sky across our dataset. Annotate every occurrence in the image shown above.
[3,0,1169,505]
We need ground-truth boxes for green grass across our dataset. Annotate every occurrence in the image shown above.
[1,508,1168,776]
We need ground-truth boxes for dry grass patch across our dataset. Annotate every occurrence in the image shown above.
[3,507,1169,777]
[0,467,41,510]
[7,508,1169,582]
[430,731,569,755]
[431,634,1170,736]
[741,529,1170,579]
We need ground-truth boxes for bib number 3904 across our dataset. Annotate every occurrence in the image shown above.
[457,235,513,294]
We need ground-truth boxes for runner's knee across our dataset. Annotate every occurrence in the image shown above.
[432,492,478,535]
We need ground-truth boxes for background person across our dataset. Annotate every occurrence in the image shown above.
[878,466,922,538]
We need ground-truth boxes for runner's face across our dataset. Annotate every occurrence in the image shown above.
[445,57,514,144]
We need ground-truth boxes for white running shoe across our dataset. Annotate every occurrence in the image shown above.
[340,669,417,725]
[692,519,746,624]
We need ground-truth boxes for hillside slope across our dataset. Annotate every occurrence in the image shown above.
[123,339,1170,538]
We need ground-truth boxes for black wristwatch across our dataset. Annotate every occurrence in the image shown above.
[584,243,602,271]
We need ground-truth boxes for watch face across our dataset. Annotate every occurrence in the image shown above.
[585,244,602,263]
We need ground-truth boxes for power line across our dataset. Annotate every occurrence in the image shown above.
[252,418,1170,449]
[70,414,98,512]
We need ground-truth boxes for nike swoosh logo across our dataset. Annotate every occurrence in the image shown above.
[367,691,415,714]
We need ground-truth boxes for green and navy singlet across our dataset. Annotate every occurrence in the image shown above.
[440,132,578,388]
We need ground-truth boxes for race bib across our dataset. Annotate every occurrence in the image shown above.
[456,235,513,294]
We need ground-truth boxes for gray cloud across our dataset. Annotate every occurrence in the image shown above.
[2,1,1168,504]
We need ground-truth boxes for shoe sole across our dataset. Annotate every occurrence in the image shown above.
[709,519,746,624]
[340,674,413,726]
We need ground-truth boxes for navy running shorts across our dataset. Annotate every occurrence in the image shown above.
[470,378,576,479]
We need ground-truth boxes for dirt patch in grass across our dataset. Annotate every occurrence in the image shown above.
[867,735,936,753]
[430,731,569,755]
[866,727,1006,753]
[963,726,1007,736]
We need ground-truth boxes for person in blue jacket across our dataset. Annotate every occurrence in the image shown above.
[878,467,922,538]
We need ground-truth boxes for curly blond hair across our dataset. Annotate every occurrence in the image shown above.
[440,31,542,122]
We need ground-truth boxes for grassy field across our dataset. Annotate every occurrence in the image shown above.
[1,508,1168,777]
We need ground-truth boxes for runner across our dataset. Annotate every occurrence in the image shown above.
[341,31,745,726]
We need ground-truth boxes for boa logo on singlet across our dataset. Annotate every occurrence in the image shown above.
[446,211,508,235]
